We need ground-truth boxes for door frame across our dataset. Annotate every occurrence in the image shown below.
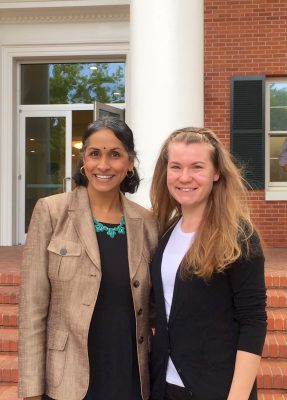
[18,104,95,244]
[18,107,74,245]
[0,43,128,245]
[17,102,124,244]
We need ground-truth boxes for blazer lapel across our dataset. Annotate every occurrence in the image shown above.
[68,187,101,272]
[121,194,143,279]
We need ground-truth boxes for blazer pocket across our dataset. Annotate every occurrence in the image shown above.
[47,239,82,281]
[46,329,69,388]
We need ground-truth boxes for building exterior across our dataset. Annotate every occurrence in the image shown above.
[205,0,287,247]
[0,0,286,247]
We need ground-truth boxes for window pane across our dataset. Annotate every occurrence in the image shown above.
[269,136,287,182]
[21,62,125,105]
[270,108,287,131]
[270,83,287,107]
[71,110,94,190]
[25,117,66,231]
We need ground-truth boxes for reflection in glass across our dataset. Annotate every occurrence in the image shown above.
[25,117,65,231]
[270,108,287,131]
[71,110,94,189]
[21,63,125,105]
[270,83,287,107]
[269,136,287,182]
[99,109,120,118]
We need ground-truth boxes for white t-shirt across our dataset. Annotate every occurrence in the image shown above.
[161,218,195,387]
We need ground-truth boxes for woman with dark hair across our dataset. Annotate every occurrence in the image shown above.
[150,127,267,400]
[19,117,158,400]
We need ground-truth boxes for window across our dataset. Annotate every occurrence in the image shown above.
[21,62,125,105]
[266,79,287,189]
[231,76,287,200]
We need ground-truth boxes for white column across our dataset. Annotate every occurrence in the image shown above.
[0,47,14,245]
[127,0,204,207]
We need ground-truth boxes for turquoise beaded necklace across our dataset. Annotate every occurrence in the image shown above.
[93,215,126,239]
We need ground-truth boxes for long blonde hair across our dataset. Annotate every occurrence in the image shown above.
[150,127,255,281]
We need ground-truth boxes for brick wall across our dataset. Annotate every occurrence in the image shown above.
[204,0,287,247]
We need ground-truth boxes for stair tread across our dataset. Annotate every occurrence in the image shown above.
[0,355,18,384]
[259,359,287,367]
[265,271,287,289]
[0,287,19,304]
[257,360,287,390]
[262,332,287,358]
[0,305,19,314]
[0,384,21,400]
[0,287,19,294]
[0,306,19,328]
[0,328,18,339]
[267,309,287,331]
[0,354,18,366]
[258,391,287,400]
[0,328,19,353]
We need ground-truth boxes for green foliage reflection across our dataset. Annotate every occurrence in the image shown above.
[49,63,125,104]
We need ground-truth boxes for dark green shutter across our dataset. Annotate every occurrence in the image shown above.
[231,76,265,189]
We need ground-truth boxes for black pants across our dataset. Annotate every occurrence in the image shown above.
[164,382,191,400]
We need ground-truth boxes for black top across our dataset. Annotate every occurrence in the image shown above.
[84,223,142,400]
[150,226,267,400]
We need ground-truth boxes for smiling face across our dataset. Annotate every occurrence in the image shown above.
[167,141,220,216]
[82,128,133,196]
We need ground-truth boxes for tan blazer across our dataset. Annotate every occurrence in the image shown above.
[18,186,158,400]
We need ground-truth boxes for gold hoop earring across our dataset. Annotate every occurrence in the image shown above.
[80,166,86,176]
[126,168,135,179]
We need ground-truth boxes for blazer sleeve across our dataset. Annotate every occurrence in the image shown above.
[18,198,53,397]
[227,234,267,356]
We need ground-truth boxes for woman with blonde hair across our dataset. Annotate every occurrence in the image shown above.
[150,127,267,400]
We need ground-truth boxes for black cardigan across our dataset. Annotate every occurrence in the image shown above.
[150,227,267,400]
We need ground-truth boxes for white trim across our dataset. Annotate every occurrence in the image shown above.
[0,47,14,245]
[265,190,287,201]
[0,7,129,24]
[0,1,130,9]
[20,104,94,111]
[0,42,128,245]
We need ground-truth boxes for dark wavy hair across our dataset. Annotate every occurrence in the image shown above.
[73,117,140,193]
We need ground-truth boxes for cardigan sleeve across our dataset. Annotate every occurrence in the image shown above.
[227,233,267,356]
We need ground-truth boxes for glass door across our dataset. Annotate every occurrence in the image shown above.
[18,105,122,244]
[18,110,72,244]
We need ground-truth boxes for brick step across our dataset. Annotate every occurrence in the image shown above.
[0,384,21,400]
[0,287,19,305]
[0,355,18,383]
[258,390,287,400]
[262,333,287,359]
[257,360,287,390]
[267,310,287,332]
[0,306,18,328]
[0,329,18,353]
[0,274,20,287]
[265,272,287,290]
[267,289,287,308]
